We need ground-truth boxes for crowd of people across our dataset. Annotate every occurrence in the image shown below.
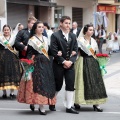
[0,15,110,115]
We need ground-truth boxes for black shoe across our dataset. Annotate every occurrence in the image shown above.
[66,107,79,114]
[93,105,103,112]
[2,94,7,99]
[30,104,35,111]
[49,105,56,111]
[38,108,47,115]
[10,94,16,99]
[74,103,81,110]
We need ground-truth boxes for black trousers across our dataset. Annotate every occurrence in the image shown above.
[53,61,75,92]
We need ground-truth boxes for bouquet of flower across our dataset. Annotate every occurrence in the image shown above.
[96,53,109,76]
[20,58,34,81]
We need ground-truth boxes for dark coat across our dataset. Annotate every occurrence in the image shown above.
[70,28,81,37]
[14,28,48,58]
[50,30,78,64]
[14,28,30,58]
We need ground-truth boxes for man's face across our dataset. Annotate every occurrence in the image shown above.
[60,19,71,31]
[72,23,77,29]
[28,20,36,30]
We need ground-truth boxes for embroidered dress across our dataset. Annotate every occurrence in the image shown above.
[17,36,56,105]
[0,35,22,90]
[74,37,107,105]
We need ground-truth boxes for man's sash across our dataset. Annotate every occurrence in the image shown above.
[29,36,49,59]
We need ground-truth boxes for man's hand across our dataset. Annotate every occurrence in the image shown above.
[24,46,28,51]
[70,51,76,57]
[20,42,23,45]
[63,61,72,69]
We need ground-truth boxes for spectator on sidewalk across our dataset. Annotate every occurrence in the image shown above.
[112,32,119,52]
[96,25,106,53]
[70,21,81,38]
[106,32,114,55]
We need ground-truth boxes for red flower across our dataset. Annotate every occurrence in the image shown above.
[20,59,33,65]
[96,53,109,57]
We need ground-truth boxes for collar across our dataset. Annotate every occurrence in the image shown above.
[62,30,69,36]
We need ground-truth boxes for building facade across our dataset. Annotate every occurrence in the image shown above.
[97,0,120,33]
[0,0,96,30]
[0,0,7,31]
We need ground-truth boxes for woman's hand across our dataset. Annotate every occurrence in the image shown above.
[70,51,76,57]
[31,55,35,64]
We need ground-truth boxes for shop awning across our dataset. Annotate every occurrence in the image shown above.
[97,5,116,13]
[7,0,57,7]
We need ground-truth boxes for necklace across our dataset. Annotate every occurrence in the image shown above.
[35,35,44,43]
[84,37,91,45]
[4,35,11,41]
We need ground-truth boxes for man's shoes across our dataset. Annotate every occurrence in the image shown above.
[66,107,79,114]
[10,94,16,99]
[49,105,56,111]
[30,104,35,111]
[74,103,81,110]
[2,94,7,99]
[38,108,47,115]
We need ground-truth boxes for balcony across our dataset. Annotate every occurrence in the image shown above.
[7,0,56,7]
[98,0,115,4]
[98,0,120,5]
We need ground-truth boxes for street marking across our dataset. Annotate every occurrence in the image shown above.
[99,112,120,114]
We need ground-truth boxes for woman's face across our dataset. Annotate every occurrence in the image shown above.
[35,23,44,35]
[3,27,11,36]
[18,25,24,31]
[86,26,94,36]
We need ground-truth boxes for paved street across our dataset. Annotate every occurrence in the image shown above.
[0,44,120,120]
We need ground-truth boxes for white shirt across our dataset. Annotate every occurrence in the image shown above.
[73,28,77,35]
[62,31,69,41]
[98,29,106,39]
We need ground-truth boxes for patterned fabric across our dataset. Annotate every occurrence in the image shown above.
[17,53,56,105]
[0,47,22,90]
[17,79,56,105]
[32,54,56,99]
[74,49,107,105]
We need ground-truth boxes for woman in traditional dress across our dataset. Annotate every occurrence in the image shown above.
[112,32,119,52]
[106,32,114,55]
[0,25,22,99]
[13,23,24,36]
[17,21,56,115]
[74,24,107,112]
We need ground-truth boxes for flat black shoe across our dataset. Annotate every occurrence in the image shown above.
[2,94,7,99]
[93,105,103,112]
[49,105,56,111]
[10,94,16,99]
[66,107,79,114]
[74,103,81,110]
[30,104,35,111]
[38,108,47,115]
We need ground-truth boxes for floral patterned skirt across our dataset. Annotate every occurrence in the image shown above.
[17,79,56,105]
[17,54,56,105]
